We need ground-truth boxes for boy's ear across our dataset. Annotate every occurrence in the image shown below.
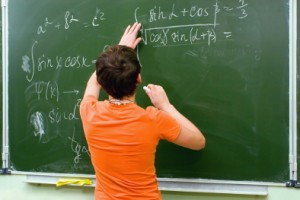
[137,74,142,84]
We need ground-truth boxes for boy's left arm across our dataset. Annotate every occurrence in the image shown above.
[82,71,100,99]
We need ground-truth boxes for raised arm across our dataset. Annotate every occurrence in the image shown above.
[82,71,100,99]
[119,22,142,48]
[145,84,205,150]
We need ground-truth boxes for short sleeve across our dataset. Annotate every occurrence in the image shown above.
[154,110,181,142]
[79,95,98,124]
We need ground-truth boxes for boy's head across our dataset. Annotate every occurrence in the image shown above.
[95,45,141,99]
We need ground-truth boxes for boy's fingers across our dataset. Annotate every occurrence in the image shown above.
[133,37,142,48]
[133,23,141,33]
[124,25,131,34]
[147,84,155,90]
[128,22,141,36]
[128,22,137,33]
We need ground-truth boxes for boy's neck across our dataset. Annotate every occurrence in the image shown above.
[108,95,135,103]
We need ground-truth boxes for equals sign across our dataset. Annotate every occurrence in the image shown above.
[224,32,232,38]
[83,22,90,28]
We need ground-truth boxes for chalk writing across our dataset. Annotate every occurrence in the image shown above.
[237,0,248,19]
[143,25,217,47]
[64,11,79,29]
[48,99,81,124]
[68,129,90,165]
[32,81,60,102]
[25,80,81,125]
[135,0,249,47]
[26,80,80,103]
[21,41,92,82]
[146,4,211,23]
[224,32,232,38]
[213,1,221,28]
[63,90,79,95]
[92,8,106,27]
[37,18,53,35]
[37,8,106,35]
[19,1,253,173]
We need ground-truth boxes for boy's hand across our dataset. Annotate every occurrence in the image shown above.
[119,22,142,49]
[144,84,172,110]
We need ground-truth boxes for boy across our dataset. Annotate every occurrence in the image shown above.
[80,22,205,200]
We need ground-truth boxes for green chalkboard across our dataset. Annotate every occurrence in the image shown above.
[9,0,289,182]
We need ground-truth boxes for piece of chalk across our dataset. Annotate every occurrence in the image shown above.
[143,86,150,93]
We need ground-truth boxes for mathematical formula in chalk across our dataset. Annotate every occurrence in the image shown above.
[135,0,249,47]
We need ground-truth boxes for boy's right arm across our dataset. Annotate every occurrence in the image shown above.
[145,84,205,150]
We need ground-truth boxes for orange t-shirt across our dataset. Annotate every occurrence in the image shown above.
[80,95,180,200]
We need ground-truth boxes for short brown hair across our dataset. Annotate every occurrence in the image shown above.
[95,45,141,99]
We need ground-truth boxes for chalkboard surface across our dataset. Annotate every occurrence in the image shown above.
[9,0,289,182]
